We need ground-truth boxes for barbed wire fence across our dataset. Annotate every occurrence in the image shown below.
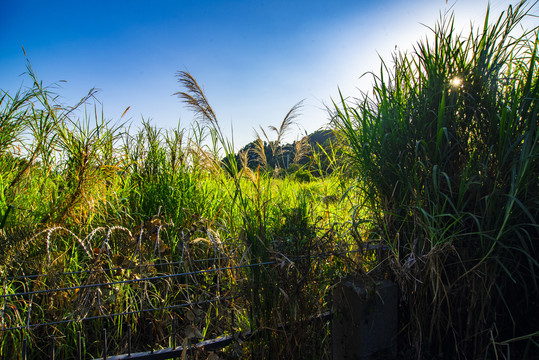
[1,224,367,359]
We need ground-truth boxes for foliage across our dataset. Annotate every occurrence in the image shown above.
[0,64,358,359]
[333,1,539,358]
[234,128,339,180]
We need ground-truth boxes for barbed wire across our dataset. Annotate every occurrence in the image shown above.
[3,255,235,281]
[1,294,237,332]
[1,248,361,300]
[0,248,363,333]
[0,261,276,300]
[2,243,360,282]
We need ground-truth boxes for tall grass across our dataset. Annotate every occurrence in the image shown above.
[333,1,538,358]
[0,61,357,358]
[174,71,355,358]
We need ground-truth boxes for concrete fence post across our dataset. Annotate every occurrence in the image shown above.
[332,279,398,359]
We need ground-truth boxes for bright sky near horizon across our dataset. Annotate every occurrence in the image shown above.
[0,0,535,147]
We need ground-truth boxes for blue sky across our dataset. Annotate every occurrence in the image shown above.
[0,0,532,147]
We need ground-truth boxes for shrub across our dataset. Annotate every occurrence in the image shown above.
[333,2,538,358]
[293,169,312,183]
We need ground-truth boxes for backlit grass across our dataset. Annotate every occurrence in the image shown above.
[0,64,359,359]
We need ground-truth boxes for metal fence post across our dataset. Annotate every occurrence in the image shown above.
[49,335,55,360]
[22,338,27,360]
[128,323,132,356]
[102,328,107,360]
[149,320,154,354]
[78,330,82,360]
[172,315,177,349]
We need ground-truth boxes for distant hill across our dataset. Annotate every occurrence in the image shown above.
[231,129,338,175]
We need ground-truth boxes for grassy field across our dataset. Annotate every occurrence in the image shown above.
[1,1,538,359]
[0,65,363,358]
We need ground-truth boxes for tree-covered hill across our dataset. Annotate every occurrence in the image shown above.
[232,129,338,176]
